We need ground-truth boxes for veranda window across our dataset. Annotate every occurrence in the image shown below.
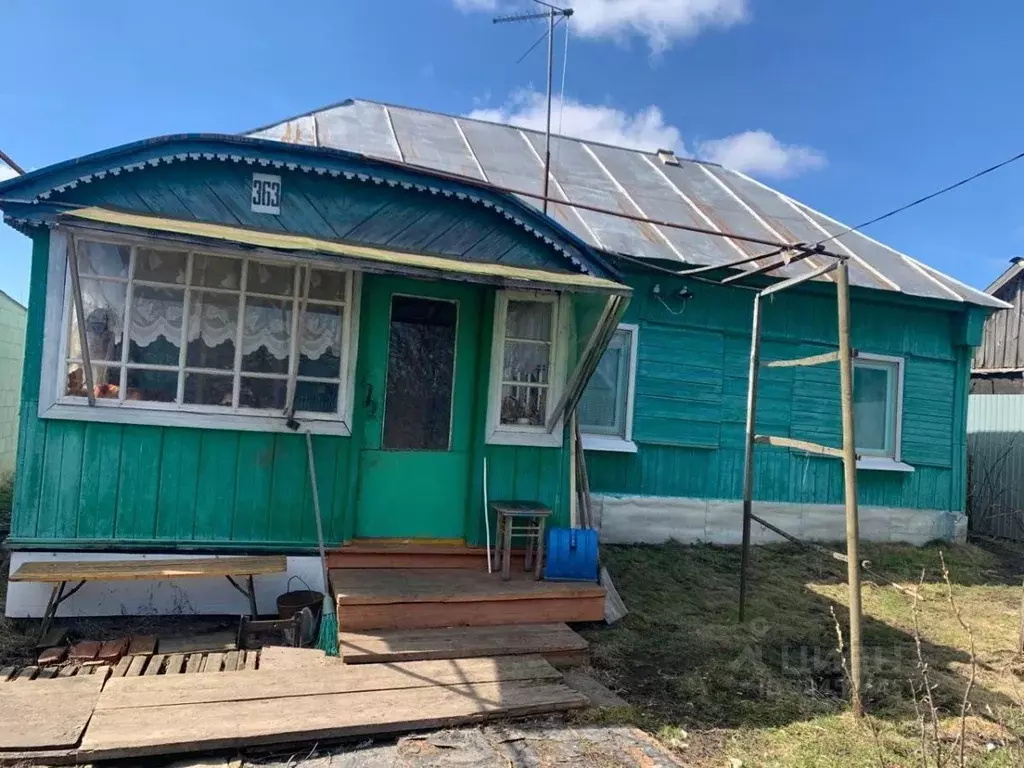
[487,290,566,447]
[62,238,353,423]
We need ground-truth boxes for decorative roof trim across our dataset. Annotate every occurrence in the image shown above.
[22,148,592,276]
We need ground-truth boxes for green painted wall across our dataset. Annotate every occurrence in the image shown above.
[9,232,572,551]
[0,292,26,475]
[586,273,975,512]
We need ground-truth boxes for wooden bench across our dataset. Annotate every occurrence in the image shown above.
[9,556,287,640]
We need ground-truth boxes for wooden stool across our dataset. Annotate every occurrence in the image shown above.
[490,501,552,581]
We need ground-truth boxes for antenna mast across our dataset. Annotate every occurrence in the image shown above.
[494,1,574,216]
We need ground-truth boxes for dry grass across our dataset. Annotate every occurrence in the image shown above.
[579,540,1024,767]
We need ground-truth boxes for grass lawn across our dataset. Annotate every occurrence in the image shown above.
[579,540,1024,767]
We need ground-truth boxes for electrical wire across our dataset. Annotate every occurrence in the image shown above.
[815,148,1024,247]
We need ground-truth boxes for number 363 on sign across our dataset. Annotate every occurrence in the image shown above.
[251,173,282,214]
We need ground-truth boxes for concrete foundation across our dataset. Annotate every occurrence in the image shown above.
[592,494,967,546]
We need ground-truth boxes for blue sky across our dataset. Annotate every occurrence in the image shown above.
[2,0,1021,306]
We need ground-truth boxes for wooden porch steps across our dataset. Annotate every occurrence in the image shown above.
[327,541,527,570]
[337,623,589,667]
[330,568,605,631]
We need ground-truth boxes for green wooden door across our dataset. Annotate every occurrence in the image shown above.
[354,276,483,539]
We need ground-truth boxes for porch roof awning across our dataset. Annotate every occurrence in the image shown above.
[59,207,630,295]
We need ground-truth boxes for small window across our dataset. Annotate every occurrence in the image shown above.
[853,355,903,458]
[578,325,637,448]
[487,290,566,446]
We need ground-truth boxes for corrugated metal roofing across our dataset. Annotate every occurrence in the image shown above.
[248,98,1004,309]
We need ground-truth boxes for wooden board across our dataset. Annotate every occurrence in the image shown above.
[336,595,605,631]
[79,680,586,760]
[330,568,603,605]
[98,655,561,710]
[0,673,108,749]
[10,556,286,583]
[159,630,237,655]
[257,646,336,671]
[338,623,588,664]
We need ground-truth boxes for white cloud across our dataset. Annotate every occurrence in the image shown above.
[571,0,748,51]
[465,90,826,179]
[698,130,827,179]
[0,163,18,182]
[454,0,748,52]
[467,90,686,155]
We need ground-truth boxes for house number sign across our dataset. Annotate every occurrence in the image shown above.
[251,173,282,214]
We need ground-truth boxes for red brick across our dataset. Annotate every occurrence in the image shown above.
[37,646,67,665]
[96,637,129,662]
[127,635,157,655]
[68,640,101,661]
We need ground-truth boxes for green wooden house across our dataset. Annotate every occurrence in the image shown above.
[0,100,1006,616]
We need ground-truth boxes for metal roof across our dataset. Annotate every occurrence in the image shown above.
[248,99,1004,308]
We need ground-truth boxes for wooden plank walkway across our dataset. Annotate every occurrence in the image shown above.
[78,656,586,761]
[0,672,108,749]
[0,650,260,681]
[338,623,589,666]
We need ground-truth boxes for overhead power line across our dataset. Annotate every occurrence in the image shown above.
[816,147,1024,247]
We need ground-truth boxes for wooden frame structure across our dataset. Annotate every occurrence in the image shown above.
[735,257,865,715]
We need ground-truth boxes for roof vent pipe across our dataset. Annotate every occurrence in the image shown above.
[656,148,680,166]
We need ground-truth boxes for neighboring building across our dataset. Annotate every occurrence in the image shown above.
[0,291,26,475]
[0,100,1005,615]
[967,259,1024,539]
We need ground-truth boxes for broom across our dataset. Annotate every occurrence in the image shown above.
[305,430,338,656]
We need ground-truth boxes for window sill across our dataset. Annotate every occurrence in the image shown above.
[856,456,915,473]
[486,426,563,448]
[582,435,638,454]
[39,402,353,436]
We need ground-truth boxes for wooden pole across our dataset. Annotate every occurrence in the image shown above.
[66,233,96,406]
[738,293,763,622]
[836,260,864,716]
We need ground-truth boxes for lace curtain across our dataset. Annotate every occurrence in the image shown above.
[76,284,342,362]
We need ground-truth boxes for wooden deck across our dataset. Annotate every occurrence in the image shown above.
[338,623,589,667]
[0,654,587,764]
[327,541,526,570]
[330,568,605,631]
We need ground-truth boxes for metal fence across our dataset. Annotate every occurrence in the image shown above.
[967,394,1024,540]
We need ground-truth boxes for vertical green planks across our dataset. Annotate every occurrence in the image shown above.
[115,427,163,540]
[154,428,201,541]
[231,433,275,543]
[193,431,239,541]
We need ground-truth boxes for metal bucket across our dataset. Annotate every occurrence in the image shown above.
[277,590,324,623]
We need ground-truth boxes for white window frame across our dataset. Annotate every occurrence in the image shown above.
[853,352,913,472]
[486,289,569,448]
[39,229,362,436]
[580,323,638,454]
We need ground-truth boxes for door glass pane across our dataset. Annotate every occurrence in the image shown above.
[854,363,894,454]
[382,296,457,451]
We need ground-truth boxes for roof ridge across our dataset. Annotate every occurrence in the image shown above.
[247,97,726,171]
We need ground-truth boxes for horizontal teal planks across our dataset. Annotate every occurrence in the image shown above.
[587,274,973,513]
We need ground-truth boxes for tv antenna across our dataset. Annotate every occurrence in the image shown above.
[494,1,574,215]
